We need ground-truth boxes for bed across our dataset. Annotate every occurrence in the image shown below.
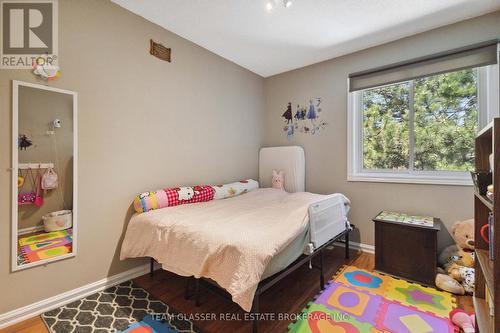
[120,146,352,332]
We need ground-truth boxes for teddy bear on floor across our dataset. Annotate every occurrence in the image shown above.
[435,219,475,295]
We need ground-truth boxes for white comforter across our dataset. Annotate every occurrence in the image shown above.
[120,188,349,311]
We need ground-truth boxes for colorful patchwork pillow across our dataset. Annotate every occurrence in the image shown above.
[134,185,214,213]
[133,179,259,213]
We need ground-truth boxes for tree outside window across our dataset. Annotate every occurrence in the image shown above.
[362,69,477,172]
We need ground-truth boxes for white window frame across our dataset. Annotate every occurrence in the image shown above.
[347,65,499,186]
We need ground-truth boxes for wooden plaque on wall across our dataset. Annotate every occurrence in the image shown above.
[150,39,171,62]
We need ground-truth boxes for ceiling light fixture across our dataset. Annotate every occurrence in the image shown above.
[266,0,292,11]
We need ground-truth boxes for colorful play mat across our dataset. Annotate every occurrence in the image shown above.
[288,266,456,333]
[18,228,73,264]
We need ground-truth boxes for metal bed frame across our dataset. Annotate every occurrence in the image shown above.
[149,225,354,333]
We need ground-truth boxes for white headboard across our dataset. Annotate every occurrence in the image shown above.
[259,146,305,193]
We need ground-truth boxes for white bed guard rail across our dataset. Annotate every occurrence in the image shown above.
[306,195,351,254]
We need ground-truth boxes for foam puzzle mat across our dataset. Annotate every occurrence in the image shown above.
[288,266,456,333]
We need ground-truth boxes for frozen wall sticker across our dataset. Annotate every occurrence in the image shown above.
[282,97,327,138]
[282,102,293,124]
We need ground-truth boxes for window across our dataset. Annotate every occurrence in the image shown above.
[348,66,497,185]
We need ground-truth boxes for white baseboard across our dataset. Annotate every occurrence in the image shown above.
[0,261,160,329]
[334,240,375,254]
[351,241,375,254]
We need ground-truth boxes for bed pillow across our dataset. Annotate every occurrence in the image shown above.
[212,179,259,200]
[133,179,259,213]
[134,185,214,213]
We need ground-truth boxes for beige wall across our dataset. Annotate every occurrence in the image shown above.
[0,0,264,313]
[263,11,500,251]
[18,86,74,230]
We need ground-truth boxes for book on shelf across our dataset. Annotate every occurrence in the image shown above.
[374,211,434,227]
[489,212,495,260]
[486,285,494,317]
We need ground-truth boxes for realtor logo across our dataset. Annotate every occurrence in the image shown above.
[1,0,58,69]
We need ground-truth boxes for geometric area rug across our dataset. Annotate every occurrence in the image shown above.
[42,280,201,333]
[288,266,456,333]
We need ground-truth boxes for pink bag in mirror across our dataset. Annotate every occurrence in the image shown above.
[17,169,43,207]
[41,167,58,190]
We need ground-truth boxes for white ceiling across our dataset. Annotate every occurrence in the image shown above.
[111,0,500,77]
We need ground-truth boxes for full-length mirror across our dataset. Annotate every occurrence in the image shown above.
[12,81,77,271]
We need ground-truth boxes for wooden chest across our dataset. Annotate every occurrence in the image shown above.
[373,213,441,287]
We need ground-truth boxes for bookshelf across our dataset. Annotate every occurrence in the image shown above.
[474,118,500,333]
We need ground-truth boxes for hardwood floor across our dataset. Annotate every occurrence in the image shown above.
[1,249,473,333]
[0,316,47,333]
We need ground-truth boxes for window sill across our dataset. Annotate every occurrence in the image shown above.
[347,173,473,186]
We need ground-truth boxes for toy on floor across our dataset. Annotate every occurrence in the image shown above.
[449,308,475,333]
[120,315,178,333]
[435,219,475,295]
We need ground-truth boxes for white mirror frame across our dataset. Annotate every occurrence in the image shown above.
[12,80,78,272]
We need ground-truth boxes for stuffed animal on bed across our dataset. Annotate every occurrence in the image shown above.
[272,170,285,190]
[435,219,475,295]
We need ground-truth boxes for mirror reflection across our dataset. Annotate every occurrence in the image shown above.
[15,83,76,269]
